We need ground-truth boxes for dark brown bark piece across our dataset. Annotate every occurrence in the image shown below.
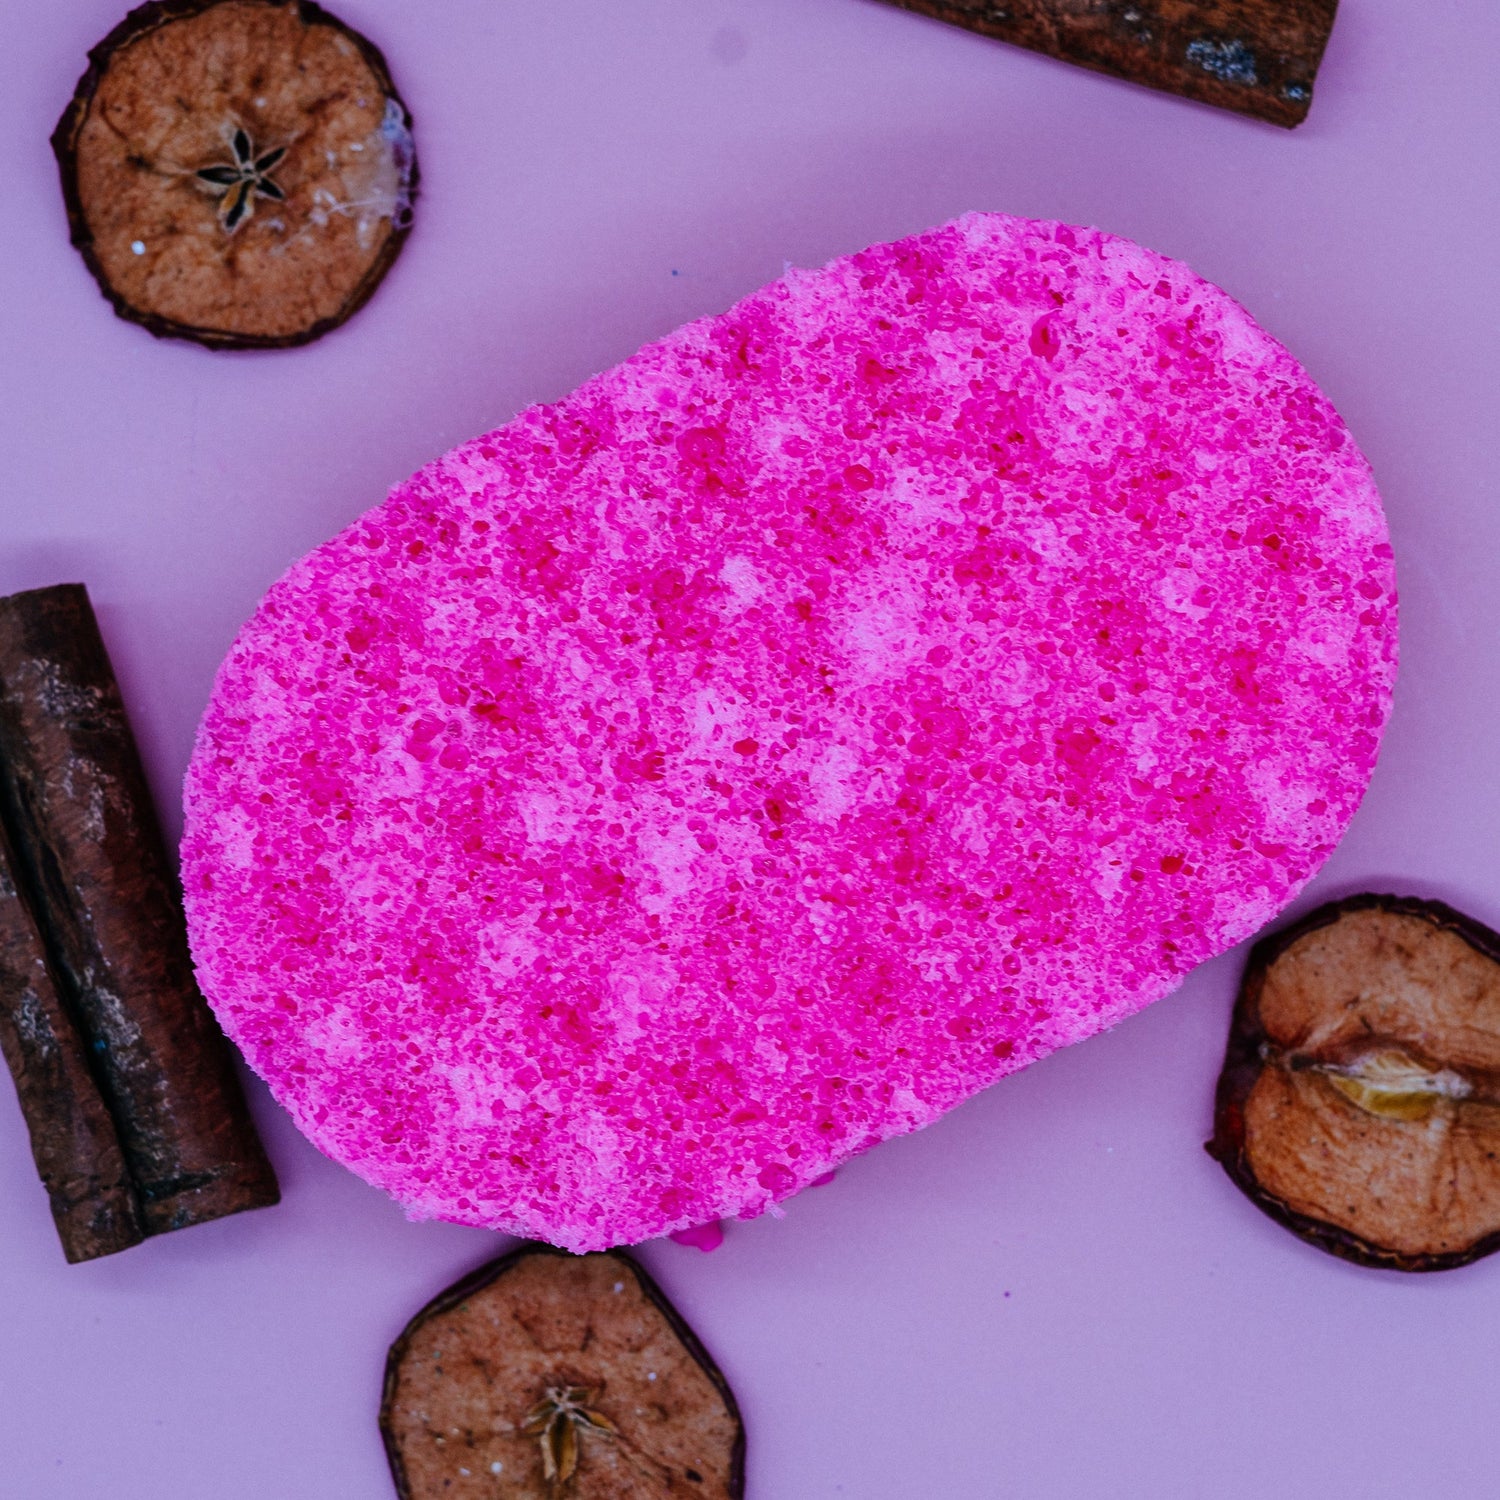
[382,1244,745,1499]
[0,584,279,1242]
[1207,894,1500,1271]
[870,0,1337,127]
[0,819,145,1262]
[52,0,418,350]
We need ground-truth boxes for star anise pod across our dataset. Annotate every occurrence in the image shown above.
[194,125,286,232]
[520,1384,619,1493]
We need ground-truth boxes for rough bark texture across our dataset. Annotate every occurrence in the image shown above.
[871,0,1338,127]
[52,0,418,349]
[0,819,144,1262]
[1208,894,1500,1272]
[0,584,278,1247]
[383,1244,745,1499]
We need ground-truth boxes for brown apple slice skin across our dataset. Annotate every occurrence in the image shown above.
[1207,893,1500,1273]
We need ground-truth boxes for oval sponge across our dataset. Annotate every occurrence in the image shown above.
[182,213,1397,1251]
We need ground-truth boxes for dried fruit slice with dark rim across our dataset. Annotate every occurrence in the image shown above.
[381,1243,745,1499]
[1207,894,1500,1272]
[52,0,417,350]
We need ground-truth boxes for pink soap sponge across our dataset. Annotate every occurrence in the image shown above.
[183,213,1397,1251]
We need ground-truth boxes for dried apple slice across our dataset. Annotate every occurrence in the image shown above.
[53,0,417,349]
[1208,894,1500,1272]
[381,1244,744,1498]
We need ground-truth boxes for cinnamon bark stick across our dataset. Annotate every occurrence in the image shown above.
[0,584,278,1247]
[0,819,144,1262]
[870,0,1338,127]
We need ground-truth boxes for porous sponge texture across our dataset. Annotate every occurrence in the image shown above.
[182,214,1397,1251]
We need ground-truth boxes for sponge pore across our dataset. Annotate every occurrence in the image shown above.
[182,214,1397,1251]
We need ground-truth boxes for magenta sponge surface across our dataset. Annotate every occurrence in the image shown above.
[182,214,1396,1251]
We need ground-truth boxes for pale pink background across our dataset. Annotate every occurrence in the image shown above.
[1,2,1497,1496]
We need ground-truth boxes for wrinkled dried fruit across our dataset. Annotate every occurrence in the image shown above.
[1208,894,1500,1271]
[53,0,417,349]
[381,1244,744,1499]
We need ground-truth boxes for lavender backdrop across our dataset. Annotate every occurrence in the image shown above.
[2,2,1497,1495]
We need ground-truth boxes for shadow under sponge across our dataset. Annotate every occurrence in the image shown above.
[181,213,1397,1250]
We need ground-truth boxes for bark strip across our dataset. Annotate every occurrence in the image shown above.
[0,818,145,1261]
[0,584,278,1250]
[870,0,1338,127]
